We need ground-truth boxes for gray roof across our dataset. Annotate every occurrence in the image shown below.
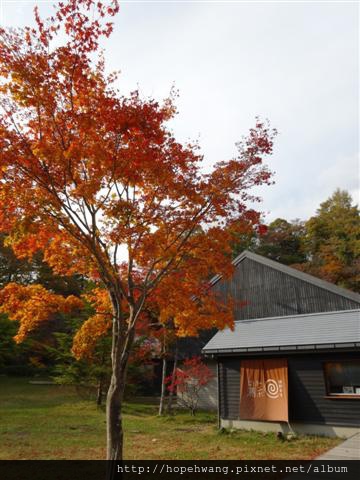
[202,309,360,354]
[210,250,360,304]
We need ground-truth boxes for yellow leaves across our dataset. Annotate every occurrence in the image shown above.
[0,280,108,359]
[70,287,113,359]
[0,283,83,343]
[63,295,84,313]
[72,313,111,359]
[83,287,112,316]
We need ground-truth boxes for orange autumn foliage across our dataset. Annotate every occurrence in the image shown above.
[0,0,276,345]
[72,288,113,359]
[0,283,83,342]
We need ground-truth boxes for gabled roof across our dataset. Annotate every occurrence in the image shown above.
[202,309,360,354]
[210,250,360,304]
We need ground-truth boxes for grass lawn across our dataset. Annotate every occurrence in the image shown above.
[0,377,341,460]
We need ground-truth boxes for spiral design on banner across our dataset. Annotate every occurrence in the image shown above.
[265,379,280,398]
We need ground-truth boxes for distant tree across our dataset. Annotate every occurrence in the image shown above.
[301,190,360,292]
[0,314,34,375]
[231,216,264,258]
[50,313,112,406]
[165,356,214,416]
[231,217,306,265]
[157,319,178,416]
[255,218,307,265]
[31,253,85,297]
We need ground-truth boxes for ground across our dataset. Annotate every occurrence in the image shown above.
[0,377,341,460]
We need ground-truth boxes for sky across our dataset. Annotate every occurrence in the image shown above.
[0,0,358,222]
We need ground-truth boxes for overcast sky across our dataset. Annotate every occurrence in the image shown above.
[1,0,358,222]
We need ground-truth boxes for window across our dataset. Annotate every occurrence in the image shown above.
[324,361,360,397]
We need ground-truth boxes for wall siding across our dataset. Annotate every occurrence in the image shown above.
[219,358,241,420]
[212,258,360,320]
[176,360,218,411]
[218,352,360,427]
[197,360,218,411]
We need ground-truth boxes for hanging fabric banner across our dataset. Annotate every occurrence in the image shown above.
[240,358,288,422]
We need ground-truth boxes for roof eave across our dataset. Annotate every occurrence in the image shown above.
[202,341,360,355]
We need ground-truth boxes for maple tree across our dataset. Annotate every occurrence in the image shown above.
[0,233,84,294]
[0,283,83,343]
[165,356,214,416]
[0,0,276,459]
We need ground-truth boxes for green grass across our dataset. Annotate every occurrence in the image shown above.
[0,377,341,460]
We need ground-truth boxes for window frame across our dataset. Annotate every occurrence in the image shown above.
[323,360,360,399]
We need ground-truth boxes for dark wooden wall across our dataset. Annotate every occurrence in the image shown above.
[212,258,360,320]
[219,357,241,420]
[218,352,360,427]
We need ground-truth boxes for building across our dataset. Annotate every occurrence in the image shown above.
[199,251,360,437]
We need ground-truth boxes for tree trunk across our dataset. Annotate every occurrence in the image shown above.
[166,340,178,414]
[96,377,103,406]
[106,368,125,480]
[106,365,126,460]
[158,357,167,416]
[106,303,136,461]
